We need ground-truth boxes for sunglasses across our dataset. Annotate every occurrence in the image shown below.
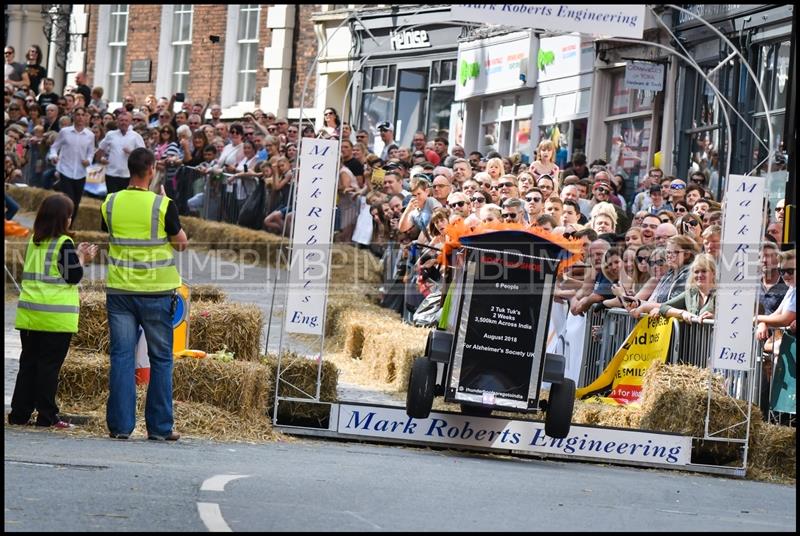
[472,197,485,203]
[649,258,667,267]
[498,182,514,188]
[595,188,610,194]
[501,213,518,220]
[670,184,686,190]
[449,201,466,208]
[676,207,687,213]
[684,220,700,227]
[525,196,542,203]
[489,185,499,190]
[779,268,795,276]
[636,256,649,263]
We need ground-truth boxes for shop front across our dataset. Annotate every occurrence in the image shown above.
[535,34,594,169]
[455,30,538,162]
[353,6,472,154]
[673,4,793,208]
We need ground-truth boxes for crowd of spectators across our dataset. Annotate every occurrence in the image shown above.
[5,55,795,420]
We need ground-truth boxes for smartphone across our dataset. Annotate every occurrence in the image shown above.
[175,92,185,102]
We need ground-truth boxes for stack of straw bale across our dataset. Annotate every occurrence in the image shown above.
[264,352,339,426]
[5,185,56,212]
[189,301,263,361]
[71,293,262,359]
[180,216,287,267]
[748,421,796,481]
[57,350,276,441]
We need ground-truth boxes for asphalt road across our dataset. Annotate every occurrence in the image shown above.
[4,427,796,532]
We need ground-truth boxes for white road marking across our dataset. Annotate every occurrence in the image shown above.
[197,502,232,532]
[200,474,250,492]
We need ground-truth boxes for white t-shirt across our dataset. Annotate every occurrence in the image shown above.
[98,128,145,177]
[351,196,374,246]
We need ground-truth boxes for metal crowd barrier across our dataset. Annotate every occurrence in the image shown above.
[578,306,754,399]
[181,166,240,224]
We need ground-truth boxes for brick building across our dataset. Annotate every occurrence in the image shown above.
[75,4,333,121]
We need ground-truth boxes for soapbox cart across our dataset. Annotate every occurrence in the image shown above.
[405,230,576,438]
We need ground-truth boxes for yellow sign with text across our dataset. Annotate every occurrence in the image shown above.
[576,315,673,406]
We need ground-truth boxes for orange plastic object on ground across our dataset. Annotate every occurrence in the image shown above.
[5,219,30,237]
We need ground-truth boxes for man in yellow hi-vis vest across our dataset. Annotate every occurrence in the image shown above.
[101,147,187,441]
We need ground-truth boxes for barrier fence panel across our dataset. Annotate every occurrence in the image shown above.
[578,309,757,401]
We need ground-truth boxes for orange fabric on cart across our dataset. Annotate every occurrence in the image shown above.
[439,219,584,274]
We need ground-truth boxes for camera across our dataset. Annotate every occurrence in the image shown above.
[175,92,185,102]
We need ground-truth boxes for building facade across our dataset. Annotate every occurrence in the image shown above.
[77,4,322,119]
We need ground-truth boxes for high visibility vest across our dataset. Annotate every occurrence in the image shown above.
[15,235,80,333]
[102,189,181,293]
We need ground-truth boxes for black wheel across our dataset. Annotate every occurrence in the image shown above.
[544,379,575,439]
[406,357,437,419]
[459,404,493,417]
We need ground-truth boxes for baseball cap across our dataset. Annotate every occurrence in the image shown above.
[13,90,27,100]
[377,121,393,132]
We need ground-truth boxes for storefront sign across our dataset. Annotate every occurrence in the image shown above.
[455,31,537,101]
[390,29,431,50]
[285,139,339,335]
[624,61,665,92]
[451,5,646,39]
[711,175,765,371]
[337,404,692,466]
[537,34,594,83]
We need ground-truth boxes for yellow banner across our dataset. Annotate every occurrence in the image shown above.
[576,315,673,405]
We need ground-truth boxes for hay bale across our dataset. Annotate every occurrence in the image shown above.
[189,283,226,303]
[72,198,104,231]
[180,216,287,267]
[264,352,338,403]
[5,185,57,212]
[189,301,264,361]
[263,352,338,426]
[638,362,756,439]
[173,357,272,417]
[748,422,796,482]
[329,244,383,286]
[72,291,110,353]
[57,350,109,406]
[572,400,642,429]
[361,321,429,391]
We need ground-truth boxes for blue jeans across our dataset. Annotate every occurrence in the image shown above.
[106,293,175,437]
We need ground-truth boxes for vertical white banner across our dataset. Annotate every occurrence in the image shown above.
[711,175,765,371]
[284,138,340,335]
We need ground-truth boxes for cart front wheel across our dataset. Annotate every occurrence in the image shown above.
[544,379,575,439]
[406,357,437,419]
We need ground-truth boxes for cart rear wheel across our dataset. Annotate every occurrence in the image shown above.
[459,404,493,417]
[406,357,437,419]
[544,379,575,439]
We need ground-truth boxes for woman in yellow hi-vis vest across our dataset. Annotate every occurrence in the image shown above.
[9,194,98,428]
[102,147,188,441]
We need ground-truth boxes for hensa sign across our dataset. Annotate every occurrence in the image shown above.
[451,4,646,39]
[455,31,537,101]
[337,404,692,467]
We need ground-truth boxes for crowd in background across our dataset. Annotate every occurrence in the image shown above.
[5,49,795,422]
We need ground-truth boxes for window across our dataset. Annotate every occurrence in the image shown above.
[609,70,653,115]
[750,40,789,215]
[108,5,129,103]
[237,5,260,102]
[481,93,534,160]
[171,5,193,94]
